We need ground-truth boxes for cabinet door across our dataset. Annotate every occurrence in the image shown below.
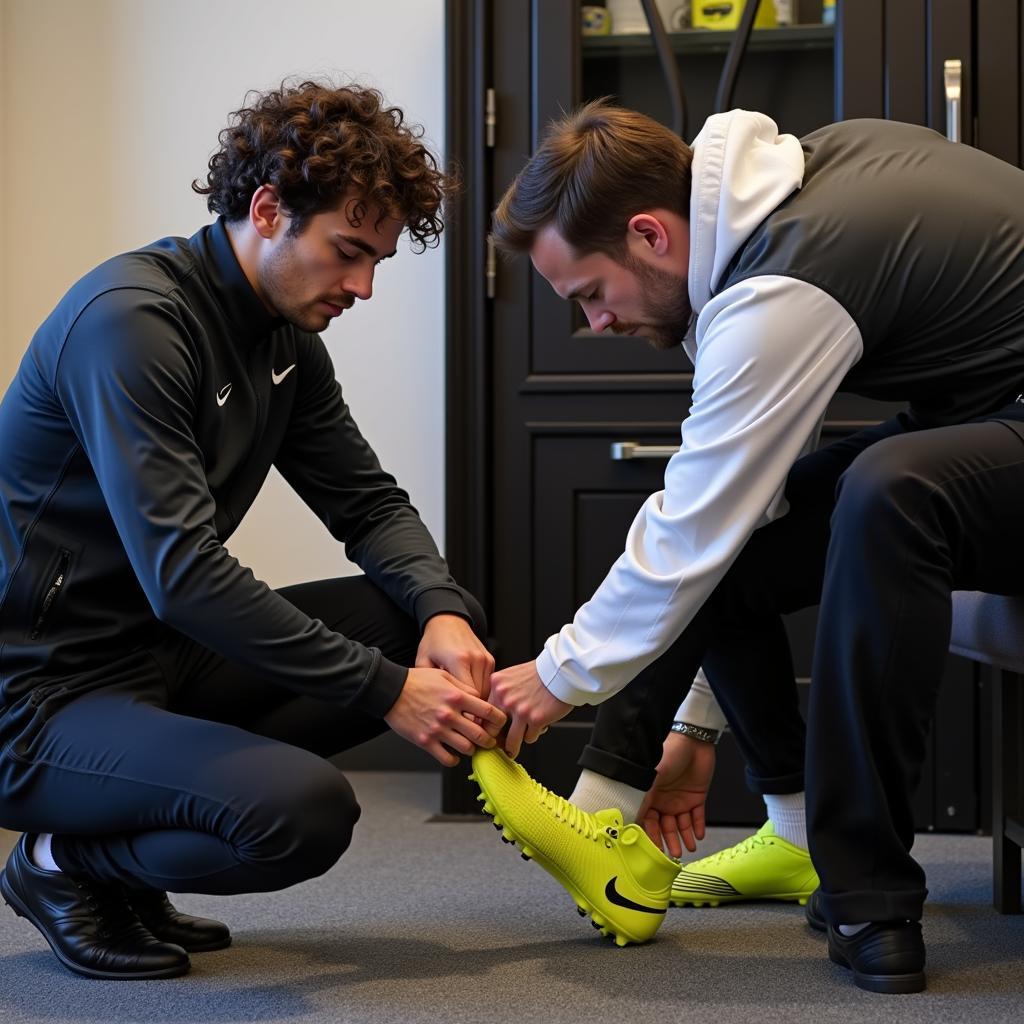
[531,0,682,375]
[837,1,1022,166]
[976,0,1021,164]
[518,425,679,791]
[838,0,1006,158]
[531,0,839,375]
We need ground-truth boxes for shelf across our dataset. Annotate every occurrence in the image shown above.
[582,23,834,59]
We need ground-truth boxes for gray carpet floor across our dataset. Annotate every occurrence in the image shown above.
[0,771,1021,1023]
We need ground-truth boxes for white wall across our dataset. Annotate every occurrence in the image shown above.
[0,0,447,586]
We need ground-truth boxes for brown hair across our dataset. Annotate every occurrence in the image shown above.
[492,99,692,257]
[193,79,457,251]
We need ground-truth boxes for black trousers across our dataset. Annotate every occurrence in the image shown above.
[579,413,1024,923]
[0,577,480,895]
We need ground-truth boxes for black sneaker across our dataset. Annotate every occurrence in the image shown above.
[805,888,827,932]
[127,889,231,952]
[0,834,190,979]
[827,920,926,994]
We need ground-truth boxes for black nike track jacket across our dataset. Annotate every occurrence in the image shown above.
[0,218,470,739]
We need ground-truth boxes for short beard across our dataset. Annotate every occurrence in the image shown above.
[258,229,328,332]
[623,253,692,351]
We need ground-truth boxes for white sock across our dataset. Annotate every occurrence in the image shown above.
[838,922,870,936]
[31,833,61,873]
[762,792,808,850]
[569,769,646,824]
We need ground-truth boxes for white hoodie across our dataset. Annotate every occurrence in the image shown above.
[535,110,865,711]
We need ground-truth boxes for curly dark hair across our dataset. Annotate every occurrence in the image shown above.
[193,79,456,251]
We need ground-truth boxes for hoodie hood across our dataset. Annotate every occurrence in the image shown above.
[688,110,805,315]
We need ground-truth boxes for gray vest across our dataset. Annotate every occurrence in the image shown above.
[720,118,1024,428]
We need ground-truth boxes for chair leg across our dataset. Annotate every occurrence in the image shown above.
[993,670,1022,914]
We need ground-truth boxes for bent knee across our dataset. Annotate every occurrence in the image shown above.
[235,768,362,886]
[835,437,936,519]
[290,770,361,875]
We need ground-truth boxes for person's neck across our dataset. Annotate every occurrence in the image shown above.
[224,220,276,314]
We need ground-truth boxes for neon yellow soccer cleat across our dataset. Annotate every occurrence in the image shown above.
[670,820,819,907]
[469,747,679,946]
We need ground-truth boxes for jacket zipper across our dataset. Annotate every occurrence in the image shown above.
[29,548,72,641]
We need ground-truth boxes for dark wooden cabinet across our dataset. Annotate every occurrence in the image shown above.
[442,0,1020,830]
[837,0,1022,167]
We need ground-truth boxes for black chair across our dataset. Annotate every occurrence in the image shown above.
[949,591,1024,913]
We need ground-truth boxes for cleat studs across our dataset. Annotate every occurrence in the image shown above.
[614,934,629,948]
[591,920,602,931]
[576,907,587,917]
[482,802,494,815]
[798,897,808,906]
[467,773,476,781]
[520,853,531,861]
[476,793,486,802]
[500,836,512,844]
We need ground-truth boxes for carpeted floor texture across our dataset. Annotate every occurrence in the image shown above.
[0,770,1021,1023]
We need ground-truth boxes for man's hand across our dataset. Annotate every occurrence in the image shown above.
[489,660,573,759]
[637,730,717,858]
[416,613,495,698]
[385,667,507,767]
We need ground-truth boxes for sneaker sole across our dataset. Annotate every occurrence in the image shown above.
[670,890,813,908]
[828,944,926,994]
[0,870,191,980]
[468,771,651,946]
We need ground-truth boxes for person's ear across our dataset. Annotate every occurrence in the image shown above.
[627,212,670,257]
[250,185,283,240]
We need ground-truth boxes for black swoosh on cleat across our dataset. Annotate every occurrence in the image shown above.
[604,877,666,915]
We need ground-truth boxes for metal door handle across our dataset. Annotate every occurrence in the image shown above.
[610,442,680,460]
[944,59,962,144]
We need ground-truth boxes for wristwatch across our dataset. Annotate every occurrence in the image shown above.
[670,721,721,744]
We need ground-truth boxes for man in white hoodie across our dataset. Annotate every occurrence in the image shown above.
[482,100,1024,994]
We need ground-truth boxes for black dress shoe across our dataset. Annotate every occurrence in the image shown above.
[0,834,190,980]
[805,888,827,932]
[827,920,926,994]
[127,889,231,952]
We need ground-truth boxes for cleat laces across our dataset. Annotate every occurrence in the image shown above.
[532,781,613,845]
[701,833,769,865]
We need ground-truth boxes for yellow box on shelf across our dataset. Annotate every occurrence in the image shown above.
[692,1,778,30]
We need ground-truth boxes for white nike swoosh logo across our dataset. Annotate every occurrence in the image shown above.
[272,364,296,385]
[216,383,232,407]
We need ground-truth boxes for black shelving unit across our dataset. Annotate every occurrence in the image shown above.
[582,23,834,58]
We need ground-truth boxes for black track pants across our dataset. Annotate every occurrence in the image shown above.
[0,577,483,895]
[579,414,1024,922]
